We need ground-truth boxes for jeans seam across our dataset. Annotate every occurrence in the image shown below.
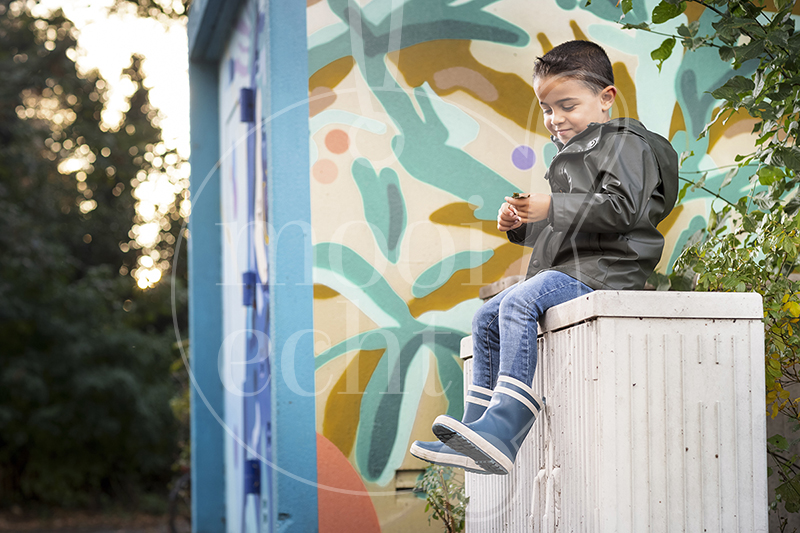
[480,273,592,389]
[485,313,499,389]
[519,280,586,384]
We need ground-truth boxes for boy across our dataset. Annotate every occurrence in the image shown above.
[410,40,678,475]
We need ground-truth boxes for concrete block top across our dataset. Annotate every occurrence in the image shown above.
[478,275,524,300]
[540,290,763,333]
[461,290,763,360]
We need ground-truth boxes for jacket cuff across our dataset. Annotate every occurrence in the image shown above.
[506,225,528,244]
[506,220,548,246]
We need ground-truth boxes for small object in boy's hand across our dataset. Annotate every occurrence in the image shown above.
[512,192,530,199]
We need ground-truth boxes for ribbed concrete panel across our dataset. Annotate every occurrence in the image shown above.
[463,291,767,533]
[464,336,550,531]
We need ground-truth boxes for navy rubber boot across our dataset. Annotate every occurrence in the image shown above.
[431,376,543,475]
[409,385,493,473]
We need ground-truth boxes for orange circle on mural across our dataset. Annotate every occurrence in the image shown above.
[325,129,350,154]
[313,159,338,184]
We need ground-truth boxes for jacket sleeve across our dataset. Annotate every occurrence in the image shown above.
[549,133,662,234]
[506,220,549,247]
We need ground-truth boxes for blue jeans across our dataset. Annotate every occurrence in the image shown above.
[471,270,593,389]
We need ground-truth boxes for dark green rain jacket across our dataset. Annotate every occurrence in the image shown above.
[507,118,679,290]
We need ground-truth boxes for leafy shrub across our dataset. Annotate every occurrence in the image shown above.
[414,465,468,533]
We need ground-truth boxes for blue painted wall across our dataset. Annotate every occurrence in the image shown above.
[263,1,318,531]
[188,59,226,532]
[189,0,318,531]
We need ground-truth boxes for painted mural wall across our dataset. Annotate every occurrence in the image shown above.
[209,0,763,530]
[307,0,758,530]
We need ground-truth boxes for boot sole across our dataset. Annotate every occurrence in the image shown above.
[431,416,513,475]
[409,442,490,474]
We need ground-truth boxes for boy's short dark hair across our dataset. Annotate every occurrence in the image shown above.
[533,40,614,94]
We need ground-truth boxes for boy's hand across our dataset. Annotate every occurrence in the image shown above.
[505,194,551,224]
[497,201,523,231]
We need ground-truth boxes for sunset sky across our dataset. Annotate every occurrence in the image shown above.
[32,0,191,288]
[34,0,189,155]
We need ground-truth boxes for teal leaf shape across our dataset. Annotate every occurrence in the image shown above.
[314,242,412,322]
[386,86,518,220]
[412,250,494,298]
[310,0,529,74]
[352,159,407,263]
[314,242,466,482]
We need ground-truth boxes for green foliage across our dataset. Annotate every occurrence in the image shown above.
[768,430,800,515]
[676,204,800,406]
[652,1,686,24]
[169,342,191,475]
[624,0,800,521]
[414,465,469,533]
[651,37,676,72]
[673,190,800,517]
[0,3,187,508]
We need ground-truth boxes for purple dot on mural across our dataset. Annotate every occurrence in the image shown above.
[512,145,536,170]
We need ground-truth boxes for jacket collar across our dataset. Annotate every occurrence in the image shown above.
[551,117,647,155]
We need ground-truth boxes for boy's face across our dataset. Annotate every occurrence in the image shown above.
[533,75,617,144]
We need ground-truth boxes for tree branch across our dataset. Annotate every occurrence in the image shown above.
[678,176,737,207]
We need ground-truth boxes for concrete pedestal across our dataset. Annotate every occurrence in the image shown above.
[462,291,767,533]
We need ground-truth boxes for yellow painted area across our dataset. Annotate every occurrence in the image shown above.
[389,40,539,132]
[569,20,588,41]
[309,56,357,116]
[657,204,684,237]
[684,2,706,23]
[669,102,686,141]
[310,55,356,92]
[429,201,498,233]
[504,250,533,278]
[707,107,757,152]
[537,33,553,54]
[408,242,524,317]
[322,349,385,458]
[314,283,340,299]
[612,62,639,121]
[406,203,527,317]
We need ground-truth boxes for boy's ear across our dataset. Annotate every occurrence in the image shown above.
[600,85,617,112]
